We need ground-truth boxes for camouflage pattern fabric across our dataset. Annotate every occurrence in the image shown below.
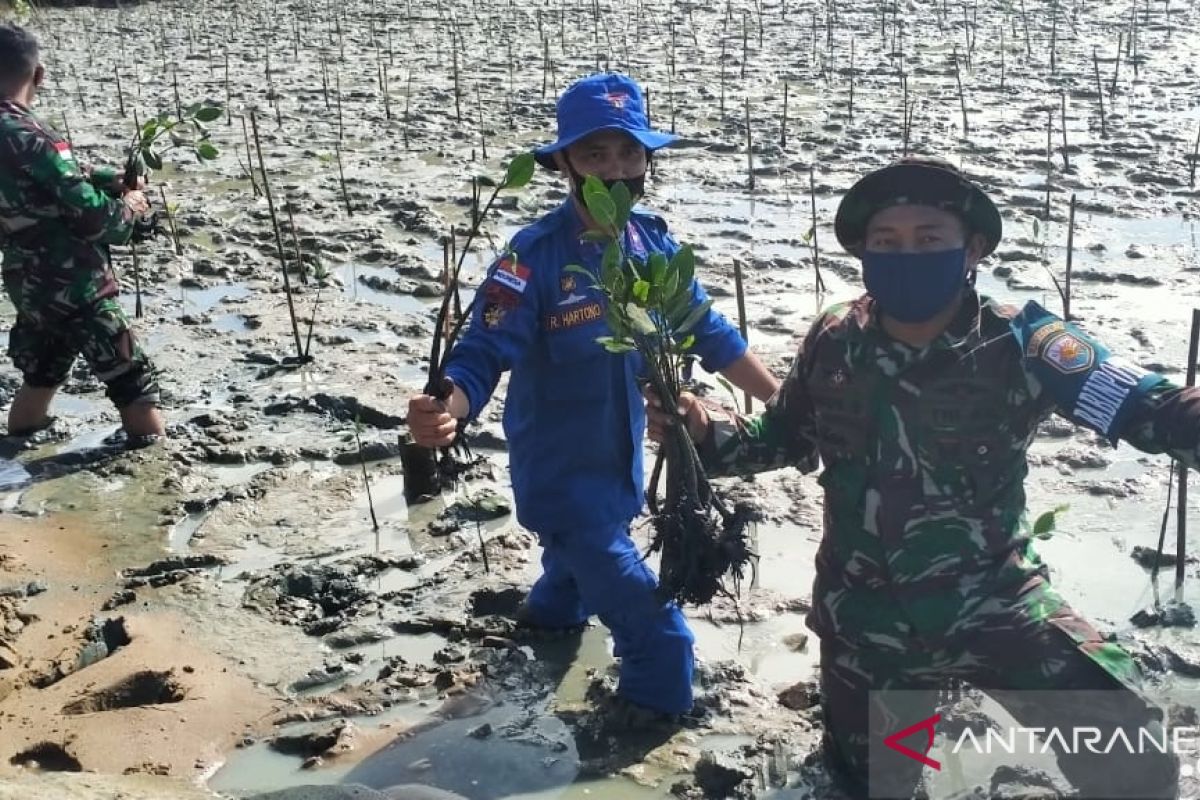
[0,99,158,406]
[701,290,1197,798]
[6,295,159,407]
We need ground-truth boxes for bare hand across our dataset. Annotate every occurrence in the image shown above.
[645,388,710,445]
[407,394,458,448]
[123,190,149,215]
[124,175,148,191]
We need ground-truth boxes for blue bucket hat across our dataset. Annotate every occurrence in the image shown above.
[533,73,677,171]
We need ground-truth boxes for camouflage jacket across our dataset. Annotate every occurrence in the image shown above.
[0,99,134,318]
[704,291,1200,650]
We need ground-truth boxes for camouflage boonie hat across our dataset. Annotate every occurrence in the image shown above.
[834,156,1003,258]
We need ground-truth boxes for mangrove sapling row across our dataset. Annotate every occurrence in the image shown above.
[562,177,757,608]
[400,152,536,505]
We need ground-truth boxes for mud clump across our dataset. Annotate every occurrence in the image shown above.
[9,742,83,772]
[242,555,418,635]
[28,616,132,689]
[61,669,187,715]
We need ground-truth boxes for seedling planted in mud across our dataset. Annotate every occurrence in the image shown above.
[562,176,758,608]
[353,416,381,533]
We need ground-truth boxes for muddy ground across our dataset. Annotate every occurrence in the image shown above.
[0,0,1199,798]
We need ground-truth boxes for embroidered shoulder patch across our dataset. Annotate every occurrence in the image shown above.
[1040,331,1095,374]
[492,257,531,294]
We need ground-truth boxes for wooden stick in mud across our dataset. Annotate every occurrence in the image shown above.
[114,67,125,117]
[999,22,1006,92]
[1048,1,1058,74]
[224,50,232,126]
[1093,48,1107,139]
[733,258,751,414]
[320,54,330,112]
[1111,33,1123,95]
[809,165,826,294]
[1064,193,1075,321]
[249,109,305,361]
[335,143,353,217]
[403,70,413,151]
[285,199,308,285]
[1060,91,1071,171]
[1177,308,1200,590]
[740,11,748,80]
[720,36,728,119]
[158,187,182,256]
[848,36,856,122]
[1044,110,1053,221]
[240,116,261,197]
[745,96,754,191]
[953,47,969,138]
[780,82,788,149]
[1190,125,1199,189]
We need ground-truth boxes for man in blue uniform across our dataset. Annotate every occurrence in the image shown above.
[407,73,778,718]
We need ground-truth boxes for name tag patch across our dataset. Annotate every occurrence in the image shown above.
[546,302,603,331]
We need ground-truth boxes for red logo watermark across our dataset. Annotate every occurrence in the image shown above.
[884,713,942,770]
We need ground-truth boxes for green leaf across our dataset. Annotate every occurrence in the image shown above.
[676,333,696,351]
[476,175,498,188]
[596,336,636,353]
[142,149,163,170]
[674,298,714,335]
[196,142,219,160]
[193,105,223,123]
[670,245,694,281]
[610,180,633,230]
[582,176,617,229]
[602,240,622,272]
[648,252,669,288]
[563,264,596,279]
[714,375,742,414]
[580,230,611,243]
[502,152,536,190]
[632,279,651,303]
[625,303,656,335]
[140,119,159,140]
[1032,504,1070,539]
[802,224,815,244]
[674,246,695,290]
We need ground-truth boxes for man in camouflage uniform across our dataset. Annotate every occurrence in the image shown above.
[649,157,1195,798]
[0,23,163,439]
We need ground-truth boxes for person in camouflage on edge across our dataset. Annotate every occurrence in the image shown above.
[648,157,1197,799]
[0,23,164,439]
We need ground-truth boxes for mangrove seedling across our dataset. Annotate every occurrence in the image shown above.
[401,151,536,505]
[562,176,758,607]
[353,415,381,533]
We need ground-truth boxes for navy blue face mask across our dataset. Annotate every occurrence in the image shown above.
[862,248,969,324]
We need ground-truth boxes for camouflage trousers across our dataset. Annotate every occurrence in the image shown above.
[6,294,160,409]
[820,579,1178,800]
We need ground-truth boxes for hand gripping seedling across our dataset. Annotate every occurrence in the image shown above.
[400,152,536,505]
[565,176,758,608]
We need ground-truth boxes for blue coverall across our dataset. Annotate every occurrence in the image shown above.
[443,200,747,714]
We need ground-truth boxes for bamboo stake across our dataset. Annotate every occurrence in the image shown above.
[1093,48,1107,139]
[1044,110,1053,221]
[953,47,969,137]
[809,164,826,294]
[1060,90,1071,171]
[249,109,305,361]
[286,199,308,285]
[780,82,788,149]
[745,96,754,191]
[335,143,353,217]
[1191,124,1200,189]
[131,242,143,319]
[114,67,125,117]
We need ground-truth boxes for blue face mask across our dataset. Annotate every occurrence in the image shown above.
[862,248,968,324]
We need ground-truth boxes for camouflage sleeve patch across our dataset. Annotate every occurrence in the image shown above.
[1011,300,1167,442]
